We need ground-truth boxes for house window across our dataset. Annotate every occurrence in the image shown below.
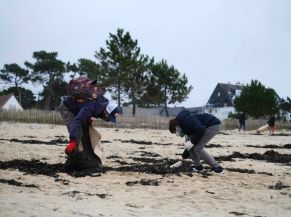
[217,92,220,97]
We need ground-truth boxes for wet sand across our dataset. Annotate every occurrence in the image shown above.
[0,122,291,217]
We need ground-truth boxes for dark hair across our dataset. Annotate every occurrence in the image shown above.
[169,119,179,134]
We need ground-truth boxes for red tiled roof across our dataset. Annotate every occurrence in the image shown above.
[0,94,13,108]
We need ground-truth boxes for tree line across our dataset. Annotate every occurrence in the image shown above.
[0,28,192,115]
[233,80,291,120]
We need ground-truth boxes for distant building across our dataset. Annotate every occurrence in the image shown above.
[205,82,244,120]
[0,94,23,111]
[207,82,244,108]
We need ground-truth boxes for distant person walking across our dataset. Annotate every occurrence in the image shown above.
[268,114,276,134]
[238,112,246,131]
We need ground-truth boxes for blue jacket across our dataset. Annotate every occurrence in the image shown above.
[63,96,108,140]
[175,110,221,145]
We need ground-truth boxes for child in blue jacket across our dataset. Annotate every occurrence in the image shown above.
[169,110,223,173]
[59,77,120,157]
[59,96,119,156]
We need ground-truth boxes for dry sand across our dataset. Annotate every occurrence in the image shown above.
[0,121,291,217]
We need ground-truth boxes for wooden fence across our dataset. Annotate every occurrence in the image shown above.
[1,109,291,130]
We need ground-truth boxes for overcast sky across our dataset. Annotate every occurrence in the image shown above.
[0,0,290,107]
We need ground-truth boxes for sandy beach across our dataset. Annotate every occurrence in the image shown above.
[0,121,290,217]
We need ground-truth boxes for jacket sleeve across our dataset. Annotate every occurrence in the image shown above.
[92,101,108,117]
[69,107,92,140]
[185,117,205,145]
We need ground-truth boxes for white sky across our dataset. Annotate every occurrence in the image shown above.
[0,0,290,107]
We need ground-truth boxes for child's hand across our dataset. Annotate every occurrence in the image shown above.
[65,140,77,156]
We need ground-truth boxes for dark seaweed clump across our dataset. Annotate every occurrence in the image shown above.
[246,144,291,149]
[205,143,224,148]
[139,151,162,158]
[0,178,39,188]
[0,138,67,146]
[106,158,204,177]
[225,168,273,176]
[115,139,173,146]
[0,159,64,177]
[0,159,103,178]
[229,211,246,216]
[114,159,128,165]
[107,155,121,159]
[269,181,289,190]
[117,139,153,145]
[270,133,291,136]
[126,178,160,186]
[216,150,291,165]
[62,190,108,199]
[131,151,161,158]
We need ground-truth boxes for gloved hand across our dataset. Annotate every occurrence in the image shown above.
[170,160,183,168]
[183,141,194,150]
[65,139,77,156]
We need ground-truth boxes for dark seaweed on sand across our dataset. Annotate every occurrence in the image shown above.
[0,178,39,188]
[0,159,103,178]
[0,149,288,178]
[126,178,160,186]
[269,181,289,190]
[62,190,109,199]
[115,139,173,146]
[246,144,291,149]
[0,138,67,146]
[216,150,291,165]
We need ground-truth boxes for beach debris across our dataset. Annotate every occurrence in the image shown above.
[246,144,291,149]
[54,178,70,185]
[0,178,39,189]
[62,190,109,199]
[229,211,246,216]
[126,178,159,186]
[115,139,173,146]
[0,138,67,146]
[269,181,289,190]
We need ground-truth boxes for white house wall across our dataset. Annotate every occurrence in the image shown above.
[205,106,235,121]
[2,95,23,110]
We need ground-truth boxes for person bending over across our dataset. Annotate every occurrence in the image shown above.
[59,77,120,157]
[169,110,223,173]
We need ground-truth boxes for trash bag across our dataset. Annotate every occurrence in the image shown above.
[65,124,103,171]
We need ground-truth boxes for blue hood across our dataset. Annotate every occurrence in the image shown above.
[175,109,191,125]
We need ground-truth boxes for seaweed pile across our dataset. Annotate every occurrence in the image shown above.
[1,149,289,178]
[216,150,291,166]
